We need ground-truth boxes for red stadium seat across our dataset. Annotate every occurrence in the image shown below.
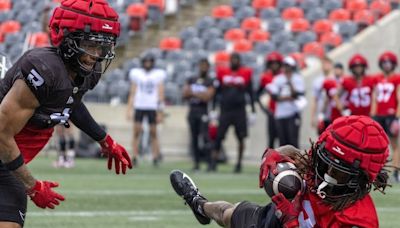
[291,18,310,32]
[353,10,375,25]
[127,3,148,18]
[303,41,325,58]
[282,7,304,21]
[370,0,391,18]
[214,51,231,66]
[233,39,253,53]
[126,3,148,32]
[159,37,182,51]
[224,28,246,42]
[248,29,270,43]
[241,17,262,32]
[144,0,165,11]
[313,19,333,34]
[29,32,50,47]
[346,0,367,12]
[0,20,21,34]
[212,5,234,19]
[320,32,343,47]
[289,52,307,69]
[0,0,11,12]
[329,8,351,22]
[252,0,276,11]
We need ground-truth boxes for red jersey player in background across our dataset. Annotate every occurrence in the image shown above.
[257,52,283,149]
[0,1,132,227]
[340,54,376,116]
[370,51,400,182]
[318,63,345,134]
[210,53,256,173]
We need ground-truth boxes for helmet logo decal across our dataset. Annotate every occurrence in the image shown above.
[102,24,113,30]
[332,146,345,155]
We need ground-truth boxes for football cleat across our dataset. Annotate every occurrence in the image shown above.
[170,170,210,225]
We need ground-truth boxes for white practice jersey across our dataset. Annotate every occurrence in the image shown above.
[129,68,166,110]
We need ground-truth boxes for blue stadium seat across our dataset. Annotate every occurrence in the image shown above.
[338,21,359,41]
[231,0,251,11]
[196,16,215,33]
[259,8,280,21]
[200,27,222,42]
[277,0,297,10]
[271,30,293,46]
[323,0,343,12]
[206,38,226,52]
[217,17,240,32]
[306,7,328,23]
[300,0,321,12]
[267,18,285,33]
[295,31,317,47]
[234,6,255,22]
[278,41,300,55]
[253,42,276,55]
[183,37,204,51]
[179,26,198,41]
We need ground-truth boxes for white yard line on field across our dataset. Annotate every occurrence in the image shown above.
[61,189,263,195]
[28,207,400,217]
[29,210,190,217]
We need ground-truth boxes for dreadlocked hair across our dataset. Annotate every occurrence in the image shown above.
[298,140,392,211]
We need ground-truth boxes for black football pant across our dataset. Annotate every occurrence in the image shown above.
[267,112,278,149]
[188,112,209,168]
[276,113,301,148]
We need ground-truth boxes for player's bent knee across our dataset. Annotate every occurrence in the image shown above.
[222,206,236,228]
[0,222,21,228]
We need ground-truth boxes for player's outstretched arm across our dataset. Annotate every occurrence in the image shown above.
[0,79,65,209]
[70,102,133,174]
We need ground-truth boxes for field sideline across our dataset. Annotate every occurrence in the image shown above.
[25,156,400,228]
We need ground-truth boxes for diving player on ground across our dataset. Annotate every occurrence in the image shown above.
[171,115,389,228]
[0,1,132,227]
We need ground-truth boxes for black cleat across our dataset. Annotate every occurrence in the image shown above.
[170,170,210,225]
[234,163,242,173]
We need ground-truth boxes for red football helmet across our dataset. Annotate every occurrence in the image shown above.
[49,0,120,74]
[379,51,398,65]
[311,116,389,207]
[379,51,398,72]
[266,51,283,63]
[348,54,368,68]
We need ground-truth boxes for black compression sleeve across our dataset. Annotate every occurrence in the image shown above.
[247,80,256,113]
[70,102,107,142]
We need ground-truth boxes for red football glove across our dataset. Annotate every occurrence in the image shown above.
[259,148,295,187]
[27,180,65,209]
[99,134,133,174]
[272,192,302,228]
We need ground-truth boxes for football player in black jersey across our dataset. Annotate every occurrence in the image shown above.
[182,59,215,171]
[0,1,132,227]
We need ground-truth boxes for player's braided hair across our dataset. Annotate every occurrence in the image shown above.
[293,140,391,211]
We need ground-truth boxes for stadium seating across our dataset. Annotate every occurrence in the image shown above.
[0,0,395,105]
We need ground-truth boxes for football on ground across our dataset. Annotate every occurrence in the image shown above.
[264,162,304,200]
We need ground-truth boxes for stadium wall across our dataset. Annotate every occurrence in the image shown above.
[85,10,400,163]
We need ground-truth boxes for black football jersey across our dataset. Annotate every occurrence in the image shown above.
[187,76,213,113]
[0,47,101,128]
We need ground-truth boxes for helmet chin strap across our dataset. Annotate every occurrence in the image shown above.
[317,173,338,199]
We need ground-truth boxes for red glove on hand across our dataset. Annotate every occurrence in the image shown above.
[259,149,295,187]
[99,134,133,174]
[27,181,65,209]
[272,192,302,228]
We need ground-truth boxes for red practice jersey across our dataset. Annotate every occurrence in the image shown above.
[216,66,252,111]
[373,73,400,116]
[341,76,376,116]
[298,192,378,228]
[322,78,341,121]
[259,71,277,113]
